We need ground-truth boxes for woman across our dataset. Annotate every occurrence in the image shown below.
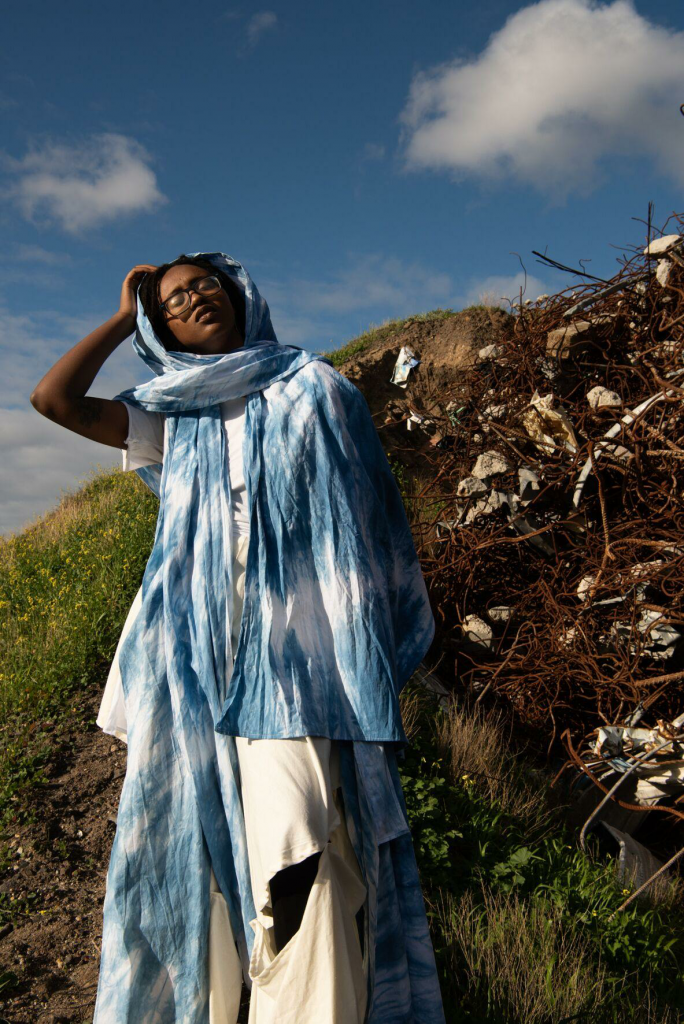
[30,252,445,1024]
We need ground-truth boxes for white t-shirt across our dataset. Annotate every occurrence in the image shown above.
[120,397,250,535]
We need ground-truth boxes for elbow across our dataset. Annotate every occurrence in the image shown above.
[30,387,57,419]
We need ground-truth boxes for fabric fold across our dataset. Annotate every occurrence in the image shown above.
[94,251,444,1024]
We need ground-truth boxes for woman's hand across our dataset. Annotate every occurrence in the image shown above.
[119,264,159,324]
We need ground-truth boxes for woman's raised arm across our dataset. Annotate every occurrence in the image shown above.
[29,264,158,449]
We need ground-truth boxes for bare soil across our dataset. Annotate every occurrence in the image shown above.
[0,693,125,1023]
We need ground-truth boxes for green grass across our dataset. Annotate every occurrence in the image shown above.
[399,685,684,1022]
[0,468,157,852]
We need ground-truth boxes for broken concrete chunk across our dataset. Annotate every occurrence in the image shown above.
[473,450,509,477]
[477,343,503,362]
[587,386,622,411]
[577,574,597,601]
[546,320,595,361]
[464,489,517,524]
[472,451,511,479]
[656,260,672,288]
[457,476,489,499]
[462,615,493,648]
[480,403,507,421]
[643,234,682,257]
[487,606,512,624]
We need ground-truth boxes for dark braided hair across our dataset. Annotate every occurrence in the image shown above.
[138,255,246,351]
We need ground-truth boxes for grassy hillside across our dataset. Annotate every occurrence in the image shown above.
[2,314,684,1021]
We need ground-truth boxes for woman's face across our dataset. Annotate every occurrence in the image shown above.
[158,264,243,355]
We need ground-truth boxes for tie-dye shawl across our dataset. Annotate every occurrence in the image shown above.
[94,253,445,1023]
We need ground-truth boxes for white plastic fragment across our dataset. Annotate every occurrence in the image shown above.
[462,615,493,649]
[587,386,622,411]
[518,467,540,502]
[643,234,682,257]
[472,451,511,480]
[521,392,578,453]
[390,346,420,388]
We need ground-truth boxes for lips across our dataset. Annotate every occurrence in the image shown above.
[194,304,217,323]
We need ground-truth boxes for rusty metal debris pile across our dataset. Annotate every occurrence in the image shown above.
[389,216,684,752]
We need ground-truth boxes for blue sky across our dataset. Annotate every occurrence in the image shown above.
[2,0,684,534]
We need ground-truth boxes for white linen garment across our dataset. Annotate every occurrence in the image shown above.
[98,399,367,1023]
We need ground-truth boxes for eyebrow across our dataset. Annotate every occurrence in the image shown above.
[160,273,212,303]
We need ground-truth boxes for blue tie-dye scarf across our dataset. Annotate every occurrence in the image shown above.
[94,253,444,1022]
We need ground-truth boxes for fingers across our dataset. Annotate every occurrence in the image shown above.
[125,264,159,281]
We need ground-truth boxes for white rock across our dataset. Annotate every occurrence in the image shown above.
[487,606,512,623]
[480,403,507,421]
[457,476,488,499]
[472,451,510,479]
[644,234,681,257]
[464,490,516,524]
[472,433,483,444]
[577,574,596,601]
[656,260,672,288]
[462,615,493,648]
[587,385,622,411]
[477,343,502,362]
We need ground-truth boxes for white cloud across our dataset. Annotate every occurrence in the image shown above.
[5,133,167,232]
[360,142,386,162]
[400,0,684,196]
[0,407,121,537]
[246,11,277,47]
[13,244,70,265]
[266,254,452,321]
[0,305,149,535]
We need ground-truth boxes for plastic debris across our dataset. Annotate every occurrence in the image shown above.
[390,346,421,388]
[521,392,578,453]
[518,467,541,502]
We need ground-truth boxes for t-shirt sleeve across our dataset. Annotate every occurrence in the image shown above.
[120,400,165,472]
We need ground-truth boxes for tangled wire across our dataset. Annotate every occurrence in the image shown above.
[404,213,684,750]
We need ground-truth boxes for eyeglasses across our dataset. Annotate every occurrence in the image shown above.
[160,275,222,317]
